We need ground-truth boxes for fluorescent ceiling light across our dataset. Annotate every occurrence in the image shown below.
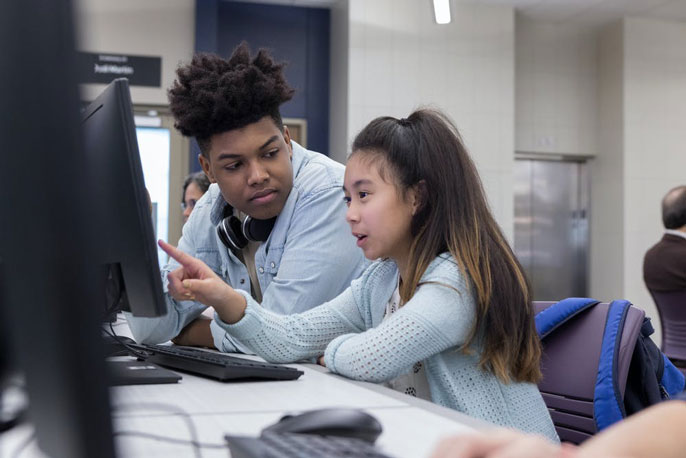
[433,0,451,24]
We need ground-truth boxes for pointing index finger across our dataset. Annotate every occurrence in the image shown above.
[158,239,195,268]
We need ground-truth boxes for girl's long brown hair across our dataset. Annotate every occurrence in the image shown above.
[351,109,541,383]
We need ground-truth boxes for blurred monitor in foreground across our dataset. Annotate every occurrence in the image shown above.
[0,1,166,456]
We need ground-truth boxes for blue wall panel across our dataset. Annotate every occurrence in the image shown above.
[217,3,309,118]
[195,0,218,53]
[190,0,330,172]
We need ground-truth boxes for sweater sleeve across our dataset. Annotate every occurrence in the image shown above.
[212,286,366,363]
[323,274,476,383]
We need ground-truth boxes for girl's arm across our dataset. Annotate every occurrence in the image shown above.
[325,276,474,382]
[158,239,368,362]
[214,288,365,363]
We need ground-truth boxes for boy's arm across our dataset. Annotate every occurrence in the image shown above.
[126,216,208,344]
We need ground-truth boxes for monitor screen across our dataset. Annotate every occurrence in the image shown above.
[81,78,167,319]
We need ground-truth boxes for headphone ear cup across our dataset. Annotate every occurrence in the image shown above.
[243,216,277,243]
[216,215,248,251]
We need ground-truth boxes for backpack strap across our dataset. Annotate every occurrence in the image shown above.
[594,299,631,430]
[642,315,686,395]
[661,355,686,395]
[535,297,600,339]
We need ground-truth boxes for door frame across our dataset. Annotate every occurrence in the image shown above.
[133,105,189,246]
[514,152,592,300]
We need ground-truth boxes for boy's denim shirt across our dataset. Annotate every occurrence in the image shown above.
[127,142,368,352]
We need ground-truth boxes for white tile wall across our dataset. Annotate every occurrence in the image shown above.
[75,0,194,105]
[623,17,686,340]
[589,17,686,341]
[515,16,599,156]
[340,0,515,239]
[591,21,624,303]
[329,0,350,163]
[330,5,686,344]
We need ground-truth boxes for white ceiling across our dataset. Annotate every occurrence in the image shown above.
[234,0,686,28]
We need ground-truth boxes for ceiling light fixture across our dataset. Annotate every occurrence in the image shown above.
[433,0,451,25]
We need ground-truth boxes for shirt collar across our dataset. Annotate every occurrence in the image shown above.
[665,229,686,241]
[210,190,229,226]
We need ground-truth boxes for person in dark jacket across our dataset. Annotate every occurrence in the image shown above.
[643,185,686,292]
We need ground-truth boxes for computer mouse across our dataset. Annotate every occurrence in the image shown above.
[262,408,383,443]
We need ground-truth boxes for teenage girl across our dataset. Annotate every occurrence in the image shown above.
[159,109,558,440]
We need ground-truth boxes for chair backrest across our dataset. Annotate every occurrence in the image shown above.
[649,289,686,362]
[533,301,645,444]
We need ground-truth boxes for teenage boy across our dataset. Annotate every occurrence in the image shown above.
[127,43,366,353]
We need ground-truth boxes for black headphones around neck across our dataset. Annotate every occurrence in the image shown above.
[216,206,277,252]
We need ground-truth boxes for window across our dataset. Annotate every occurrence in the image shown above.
[136,126,170,267]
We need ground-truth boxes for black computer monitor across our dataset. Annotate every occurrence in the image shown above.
[0,1,165,456]
[81,78,167,319]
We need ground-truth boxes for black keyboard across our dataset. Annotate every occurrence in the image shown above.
[225,432,392,458]
[132,344,303,382]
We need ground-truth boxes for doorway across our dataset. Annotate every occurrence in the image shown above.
[133,106,189,265]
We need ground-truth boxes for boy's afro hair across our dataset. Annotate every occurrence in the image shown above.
[168,42,294,142]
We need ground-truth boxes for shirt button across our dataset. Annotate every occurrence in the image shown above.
[258,267,264,274]
[270,262,276,268]
[239,279,246,284]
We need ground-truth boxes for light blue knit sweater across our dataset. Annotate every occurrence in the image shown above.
[215,253,558,441]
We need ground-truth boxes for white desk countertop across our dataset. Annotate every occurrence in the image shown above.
[107,365,481,457]
[2,317,489,457]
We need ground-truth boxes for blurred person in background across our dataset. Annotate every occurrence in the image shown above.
[182,171,211,223]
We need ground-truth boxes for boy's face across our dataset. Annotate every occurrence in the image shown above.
[199,116,294,220]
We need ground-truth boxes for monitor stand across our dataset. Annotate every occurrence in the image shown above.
[106,359,181,386]
[102,334,182,386]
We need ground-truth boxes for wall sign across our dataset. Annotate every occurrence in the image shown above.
[77,52,161,87]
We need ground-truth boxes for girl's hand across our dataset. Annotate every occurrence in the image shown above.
[158,240,247,324]
[317,355,326,367]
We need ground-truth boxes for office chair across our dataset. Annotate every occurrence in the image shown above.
[650,289,686,375]
[533,301,644,444]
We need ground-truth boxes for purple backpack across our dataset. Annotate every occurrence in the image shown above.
[534,298,685,444]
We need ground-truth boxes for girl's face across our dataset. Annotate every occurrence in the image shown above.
[343,153,420,268]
